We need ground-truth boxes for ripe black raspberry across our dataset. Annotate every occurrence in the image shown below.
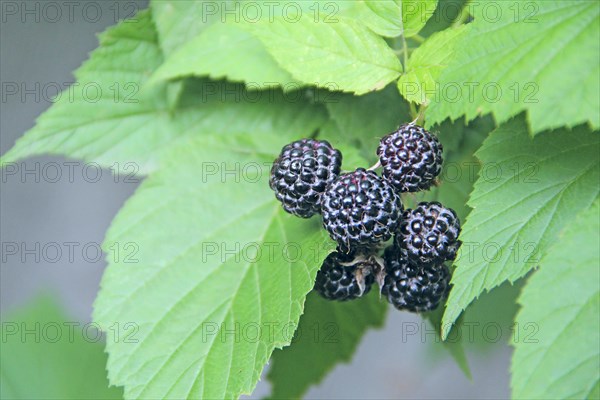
[321,168,402,253]
[397,201,461,264]
[270,139,342,218]
[381,246,450,312]
[314,250,376,301]
[377,123,443,192]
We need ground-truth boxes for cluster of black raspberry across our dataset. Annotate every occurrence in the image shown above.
[269,123,460,309]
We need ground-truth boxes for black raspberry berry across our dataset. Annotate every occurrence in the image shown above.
[397,201,461,264]
[314,250,376,301]
[377,123,443,192]
[321,168,402,253]
[381,245,450,312]
[270,139,342,218]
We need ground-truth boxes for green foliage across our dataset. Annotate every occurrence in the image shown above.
[442,116,599,337]
[344,0,438,38]
[397,25,468,104]
[460,281,523,349]
[588,381,600,400]
[247,15,402,94]
[419,0,469,37]
[150,22,297,88]
[150,0,224,55]
[417,116,496,376]
[422,116,495,220]
[0,296,122,400]
[511,202,600,399]
[422,307,471,378]
[0,11,167,173]
[426,1,600,133]
[0,12,326,174]
[93,133,331,399]
[2,1,599,399]
[324,85,411,163]
[267,291,387,399]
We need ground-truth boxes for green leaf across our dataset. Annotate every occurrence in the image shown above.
[419,0,469,38]
[319,120,371,171]
[149,1,358,88]
[460,281,523,349]
[401,0,439,37]
[441,116,599,338]
[247,15,402,95]
[0,10,168,172]
[150,22,297,88]
[93,133,332,399]
[344,0,438,37]
[423,116,494,221]
[415,117,494,375]
[511,201,600,399]
[325,85,411,163]
[420,117,520,367]
[267,291,387,399]
[588,381,600,400]
[0,11,327,174]
[397,25,469,104]
[423,306,471,378]
[426,1,600,133]
[1,296,122,399]
[150,0,225,55]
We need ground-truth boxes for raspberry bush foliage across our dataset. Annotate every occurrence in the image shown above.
[1,1,598,399]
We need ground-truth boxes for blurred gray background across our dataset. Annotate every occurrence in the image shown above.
[1,1,511,398]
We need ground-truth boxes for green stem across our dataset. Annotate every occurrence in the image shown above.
[409,102,418,120]
[416,104,428,125]
[397,5,409,70]
[412,34,426,43]
[394,47,417,56]
[451,0,471,27]
[400,32,409,69]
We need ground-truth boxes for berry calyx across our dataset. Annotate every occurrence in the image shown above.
[397,202,461,264]
[314,250,377,301]
[270,139,342,218]
[321,168,402,253]
[377,123,443,193]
